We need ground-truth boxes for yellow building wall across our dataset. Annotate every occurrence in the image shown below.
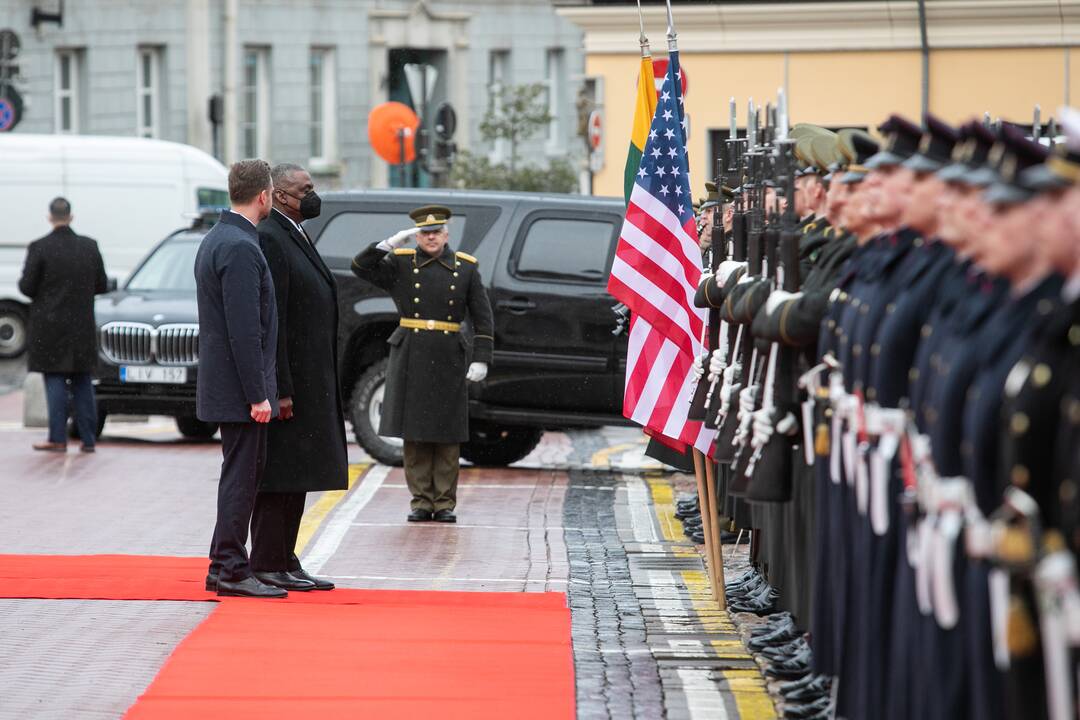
[588,46,1078,198]
[928,48,1067,124]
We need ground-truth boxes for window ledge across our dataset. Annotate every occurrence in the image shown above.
[309,159,342,176]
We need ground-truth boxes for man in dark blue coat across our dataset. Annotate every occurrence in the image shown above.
[195,159,284,599]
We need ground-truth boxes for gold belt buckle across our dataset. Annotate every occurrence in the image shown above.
[426,319,436,330]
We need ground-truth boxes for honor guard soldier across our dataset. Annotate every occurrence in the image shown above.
[351,205,494,523]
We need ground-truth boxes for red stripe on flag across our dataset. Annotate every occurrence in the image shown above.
[624,202,702,288]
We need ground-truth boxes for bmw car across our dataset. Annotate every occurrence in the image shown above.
[92,221,215,439]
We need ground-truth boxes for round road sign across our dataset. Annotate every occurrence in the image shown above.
[0,95,17,132]
[587,110,603,151]
[651,58,688,99]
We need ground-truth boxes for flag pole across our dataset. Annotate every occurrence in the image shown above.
[663,0,727,605]
[636,0,651,58]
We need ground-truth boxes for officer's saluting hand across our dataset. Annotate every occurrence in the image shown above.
[351,205,494,524]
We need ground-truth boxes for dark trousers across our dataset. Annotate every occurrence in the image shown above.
[403,441,459,512]
[209,422,266,582]
[250,491,306,573]
[44,372,97,446]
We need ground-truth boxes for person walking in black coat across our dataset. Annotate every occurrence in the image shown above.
[195,159,285,600]
[19,197,108,453]
[248,163,348,592]
[351,206,494,524]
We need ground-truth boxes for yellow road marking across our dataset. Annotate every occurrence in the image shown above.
[590,442,640,468]
[293,463,371,556]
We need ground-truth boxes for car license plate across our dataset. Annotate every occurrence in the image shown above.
[120,366,188,384]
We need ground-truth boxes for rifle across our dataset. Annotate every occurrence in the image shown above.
[746,137,801,502]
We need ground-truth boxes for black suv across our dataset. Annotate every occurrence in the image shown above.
[306,189,632,465]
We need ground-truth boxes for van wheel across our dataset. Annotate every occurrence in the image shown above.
[176,416,219,440]
[350,358,404,466]
[461,423,543,467]
[0,301,28,358]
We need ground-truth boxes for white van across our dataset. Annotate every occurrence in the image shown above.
[0,134,228,358]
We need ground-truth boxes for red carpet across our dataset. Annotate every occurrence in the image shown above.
[0,555,575,719]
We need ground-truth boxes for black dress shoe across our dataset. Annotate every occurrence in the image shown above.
[689,530,705,544]
[759,638,809,661]
[216,576,288,598]
[433,509,457,523]
[253,570,316,591]
[748,625,801,651]
[205,573,218,591]
[290,567,335,590]
[781,696,831,718]
[408,509,433,522]
[777,673,827,694]
[764,650,813,680]
[783,681,830,704]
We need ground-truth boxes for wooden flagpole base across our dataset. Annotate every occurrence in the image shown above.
[704,457,726,607]
[692,449,725,608]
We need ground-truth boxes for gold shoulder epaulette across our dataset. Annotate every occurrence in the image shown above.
[455,251,478,264]
[393,248,416,256]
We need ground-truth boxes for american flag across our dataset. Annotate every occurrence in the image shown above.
[608,49,716,454]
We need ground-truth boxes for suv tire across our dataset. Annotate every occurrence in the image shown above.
[461,423,543,467]
[350,358,404,466]
[176,416,219,440]
[0,301,28,358]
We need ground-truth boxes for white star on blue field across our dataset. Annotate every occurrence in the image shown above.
[634,53,693,226]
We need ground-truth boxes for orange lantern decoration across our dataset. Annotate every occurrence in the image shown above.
[368,101,421,165]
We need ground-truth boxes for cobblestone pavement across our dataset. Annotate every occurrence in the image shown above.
[0,391,772,719]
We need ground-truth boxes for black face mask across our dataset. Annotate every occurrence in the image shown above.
[297,190,321,220]
[282,189,321,220]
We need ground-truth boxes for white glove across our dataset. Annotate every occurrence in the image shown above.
[752,407,775,449]
[738,385,759,421]
[765,290,803,315]
[692,353,708,380]
[708,349,727,378]
[719,362,741,408]
[466,362,488,383]
[376,226,421,251]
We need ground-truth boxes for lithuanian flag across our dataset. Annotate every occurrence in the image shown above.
[623,56,657,205]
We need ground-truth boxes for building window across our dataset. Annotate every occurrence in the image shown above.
[241,47,270,159]
[137,47,162,138]
[488,50,510,161]
[544,48,564,150]
[309,47,337,164]
[55,49,83,134]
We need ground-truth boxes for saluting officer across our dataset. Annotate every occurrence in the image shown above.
[351,206,494,524]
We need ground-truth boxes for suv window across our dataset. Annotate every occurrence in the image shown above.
[514,218,615,283]
[197,188,229,210]
[317,211,466,258]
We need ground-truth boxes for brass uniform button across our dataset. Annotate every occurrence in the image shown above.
[415,282,421,289]
[871,343,880,357]
[413,268,419,274]
[450,285,456,290]
[413,328,419,334]
[1031,364,1052,388]
[1011,465,1030,488]
[414,313,420,318]
[909,368,919,382]
[1069,325,1080,346]
[443,330,449,335]
[414,297,420,303]
[1010,413,1030,435]
[852,344,862,357]
[1067,398,1080,424]
[453,272,459,277]
[447,316,453,320]
[449,300,454,305]
[455,261,461,267]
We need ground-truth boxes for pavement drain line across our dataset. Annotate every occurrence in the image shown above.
[301,464,389,574]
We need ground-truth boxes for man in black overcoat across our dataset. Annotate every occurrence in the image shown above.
[195,160,285,599]
[248,163,348,591]
[19,197,108,452]
[351,206,494,524]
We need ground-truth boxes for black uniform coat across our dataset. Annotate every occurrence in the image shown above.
[194,211,279,424]
[18,226,108,373]
[257,210,348,493]
[352,242,494,443]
